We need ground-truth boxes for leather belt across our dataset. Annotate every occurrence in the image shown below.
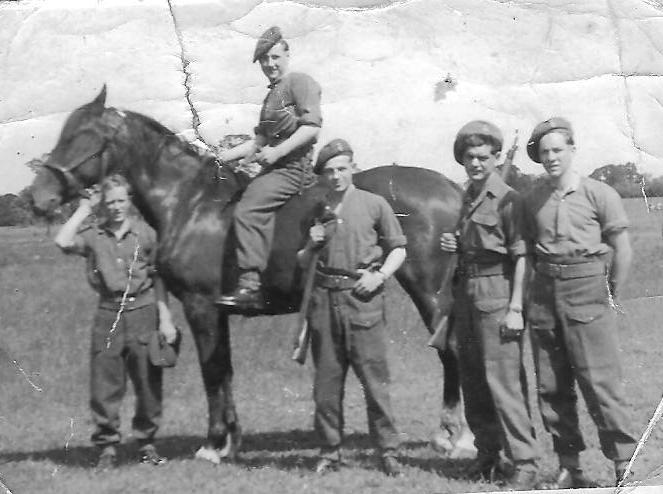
[314,269,360,291]
[99,288,153,309]
[457,261,510,278]
[535,260,606,279]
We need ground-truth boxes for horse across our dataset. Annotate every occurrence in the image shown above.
[31,86,472,463]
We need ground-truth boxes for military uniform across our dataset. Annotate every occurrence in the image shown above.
[523,175,637,467]
[230,26,322,280]
[453,171,539,468]
[64,219,162,448]
[308,185,406,459]
[523,118,637,475]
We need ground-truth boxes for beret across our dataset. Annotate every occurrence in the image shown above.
[253,26,283,63]
[314,139,353,174]
[148,328,182,368]
[527,117,573,163]
[453,120,503,164]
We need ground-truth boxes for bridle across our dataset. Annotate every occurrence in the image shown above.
[43,108,127,198]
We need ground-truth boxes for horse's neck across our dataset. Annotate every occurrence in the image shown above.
[119,115,209,233]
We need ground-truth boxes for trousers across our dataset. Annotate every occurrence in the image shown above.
[89,304,163,447]
[528,271,637,462]
[309,287,400,455]
[234,163,314,273]
[454,274,539,463]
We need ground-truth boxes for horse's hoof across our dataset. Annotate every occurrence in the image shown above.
[195,446,221,465]
[218,426,242,460]
[430,430,454,455]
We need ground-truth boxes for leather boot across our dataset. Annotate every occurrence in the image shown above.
[216,270,265,310]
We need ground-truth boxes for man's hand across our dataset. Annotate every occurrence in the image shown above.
[158,315,179,345]
[439,232,458,253]
[353,269,385,297]
[255,146,282,166]
[503,309,524,332]
[309,223,326,245]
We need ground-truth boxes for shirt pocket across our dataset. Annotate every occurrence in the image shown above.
[471,212,498,228]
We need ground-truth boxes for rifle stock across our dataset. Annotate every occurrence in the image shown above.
[291,250,321,365]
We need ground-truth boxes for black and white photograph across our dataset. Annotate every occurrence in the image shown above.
[1,0,663,492]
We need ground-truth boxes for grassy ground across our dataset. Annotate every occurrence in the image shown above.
[0,199,662,493]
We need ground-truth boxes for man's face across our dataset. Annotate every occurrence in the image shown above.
[103,185,131,225]
[259,43,289,83]
[461,144,500,184]
[321,155,355,192]
[538,132,575,178]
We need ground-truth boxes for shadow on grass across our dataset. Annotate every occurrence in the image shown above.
[0,429,473,476]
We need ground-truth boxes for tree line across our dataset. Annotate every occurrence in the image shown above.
[2,162,662,227]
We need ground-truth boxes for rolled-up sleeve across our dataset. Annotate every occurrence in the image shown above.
[501,191,528,258]
[376,196,407,251]
[61,227,93,257]
[596,184,629,235]
[290,73,322,128]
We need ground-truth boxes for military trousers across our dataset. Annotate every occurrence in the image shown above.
[528,271,637,462]
[454,273,539,463]
[309,286,400,455]
[89,304,163,447]
[234,163,314,273]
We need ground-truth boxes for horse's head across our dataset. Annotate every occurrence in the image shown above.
[32,85,126,214]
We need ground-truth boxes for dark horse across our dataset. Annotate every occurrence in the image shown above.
[31,87,472,462]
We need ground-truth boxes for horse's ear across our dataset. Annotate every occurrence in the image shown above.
[91,84,107,110]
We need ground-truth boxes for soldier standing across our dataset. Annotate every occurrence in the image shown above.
[523,118,638,487]
[297,139,406,476]
[55,174,178,470]
[217,26,322,310]
[440,121,539,490]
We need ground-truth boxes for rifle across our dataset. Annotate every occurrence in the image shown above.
[499,130,519,181]
[428,130,520,351]
[291,206,337,365]
[291,248,321,364]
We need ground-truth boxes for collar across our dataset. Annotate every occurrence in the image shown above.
[99,218,135,239]
[549,171,581,195]
[467,172,505,200]
[267,74,286,89]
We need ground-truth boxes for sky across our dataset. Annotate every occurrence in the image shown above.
[1,0,662,195]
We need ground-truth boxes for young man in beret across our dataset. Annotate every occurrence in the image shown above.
[55,174,178,470]
[217,26,322,310]
[523,117,637,487]
[297,139,406,476]
[440,121,539,489]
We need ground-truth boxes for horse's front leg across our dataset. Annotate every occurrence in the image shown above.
[182,293,241,463]
[396,260,476,458]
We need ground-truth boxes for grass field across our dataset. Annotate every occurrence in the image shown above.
[1,198,662,493]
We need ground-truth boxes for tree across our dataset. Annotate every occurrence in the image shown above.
[589,163,644,197]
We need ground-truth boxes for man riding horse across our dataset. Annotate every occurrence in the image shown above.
[216,26,322,311]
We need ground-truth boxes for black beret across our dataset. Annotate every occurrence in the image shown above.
[148,328,182,368]
[527,117,574,163]
[314,139,353,174]
[253,26,283,63]
[453,120,503,164]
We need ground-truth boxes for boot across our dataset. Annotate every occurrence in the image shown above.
[505,463,538,491]
[216,270,265,310]
[95,445,117,471]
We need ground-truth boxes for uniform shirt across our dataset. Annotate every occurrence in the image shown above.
[255,72,322,154]
[321,185,407,272]
[458,172,527,262]
[64,218,157,297]
[523,174,629,262]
